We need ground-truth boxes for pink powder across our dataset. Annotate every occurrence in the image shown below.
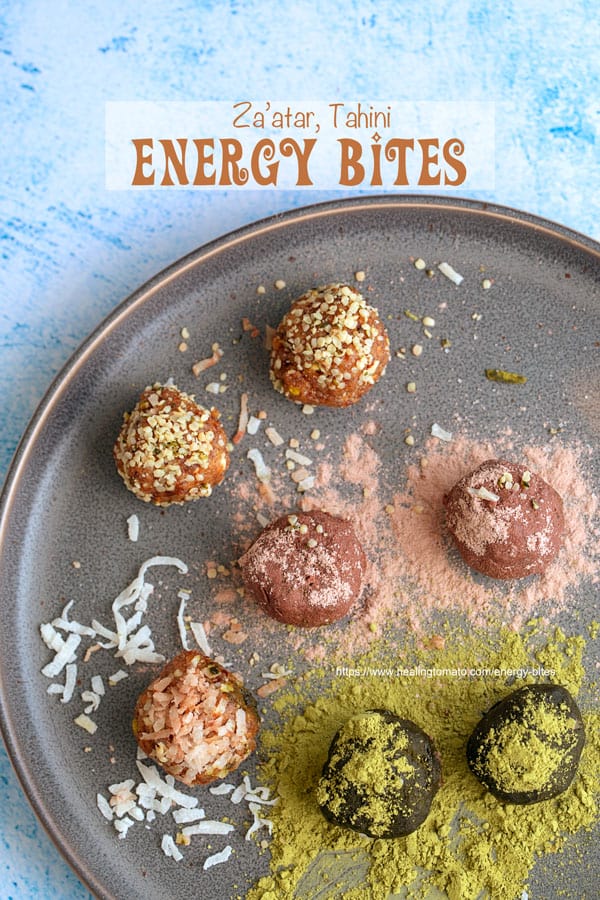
[209,430,598,660]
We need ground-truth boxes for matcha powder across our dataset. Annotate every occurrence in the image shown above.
[247,623,599,900]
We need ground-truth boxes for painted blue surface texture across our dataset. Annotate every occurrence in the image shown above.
[0,1,599,897]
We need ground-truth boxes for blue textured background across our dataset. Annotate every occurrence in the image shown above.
[1,1,599,897]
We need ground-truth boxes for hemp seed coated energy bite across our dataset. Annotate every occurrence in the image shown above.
[113,383,230,506]
[269,283,390,407]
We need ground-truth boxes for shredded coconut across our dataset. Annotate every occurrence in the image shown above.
[203,845,233,869]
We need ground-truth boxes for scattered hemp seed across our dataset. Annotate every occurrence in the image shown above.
[425,268,435,278]
[256,285,266,295]
[482,278,492,290]
[531,499,540,510]
[302,405,315,415]
[274,279,286,290]
[406,382,417,393]
[178,341,188,353]
[485,368,527,385]
[422,316,435,328]
[72,560,81,569]
[310,429,320,440]
[405,434,415,446]
[412,344,423,357]
[180,327,190,340]
[395,349,406,359]
[289,438,300,449]
[521,471,532,488]
[355,270,366,282]
[414,258,426,270]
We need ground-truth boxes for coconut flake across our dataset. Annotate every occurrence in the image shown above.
[172,807,206,824]
[296,475,315,492]
[51,600,97,637]
[230,783,247,805]
[41,631,81,678]
[431,423,453,442]
[127,514,140,542]
[232,392,249,444]
[190,621,212,656]
[177,595,189,651]
[108,669,128,686]
[247,448,271,483]
[246,415,262,436]
[136,761,198,810]
[192,344,223,377]
[93,556,187,666]
[203,845,233,869]
[246,802,274,841]
[97,793,114,821]
[82,690,101,714]
[467,486,500,503]
[285,449,313,467]
[74,713,97,734]
[91,675,105,696]
[61,663,77,703]
[182,821,235,837]
[438,261,464,285]
[209,783,235,796]
[161,834,184,861]
[265,426,284,447]
[113,816,134,839]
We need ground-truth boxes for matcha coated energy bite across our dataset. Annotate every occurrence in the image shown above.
[317,709,441,838]
[467,684,586,804]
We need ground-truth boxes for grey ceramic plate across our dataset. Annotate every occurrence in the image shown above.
[0,196,598,900]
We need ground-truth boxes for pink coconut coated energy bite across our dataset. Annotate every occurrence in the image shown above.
[114,383,230,506]
[269,283,390,407]
[133,650,260,786]
[443,459,565,580]
[239,509,367,627]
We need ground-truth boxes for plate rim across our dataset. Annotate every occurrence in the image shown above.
[1,192,599,899]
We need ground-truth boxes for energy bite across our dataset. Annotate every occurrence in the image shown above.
[113,383,230,506]
[133,650,260,786]
[269,283,390,407]
[317,709,441,838]
[444,459,565,579]
[467,684,585,804]
[238,509,366,627]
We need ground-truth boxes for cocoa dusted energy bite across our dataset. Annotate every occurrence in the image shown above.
[133,650,260,786]
[317,709,442,838]
[444,459,565,579]
[238,509,366,627]
[269,283,390,407]
[113,383,230,506]
[467,684,586,804]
